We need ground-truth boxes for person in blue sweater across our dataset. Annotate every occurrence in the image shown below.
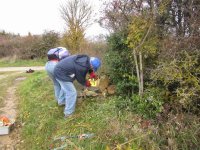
[45,47,70,106]
[54,55,101,118]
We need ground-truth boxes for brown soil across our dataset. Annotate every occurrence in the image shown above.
[0,75,26,149]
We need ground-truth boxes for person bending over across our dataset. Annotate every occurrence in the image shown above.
[54,55,101,118]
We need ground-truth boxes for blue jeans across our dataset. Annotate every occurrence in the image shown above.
[56,79,77,115]
[45,61,65,105]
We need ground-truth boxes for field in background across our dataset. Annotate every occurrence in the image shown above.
[0,57,45,67]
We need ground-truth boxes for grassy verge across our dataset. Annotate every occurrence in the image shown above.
[0,58,46,67]
[17,72,200,150]
[17,72,144,149]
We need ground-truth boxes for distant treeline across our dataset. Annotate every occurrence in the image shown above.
[0,30,107,60]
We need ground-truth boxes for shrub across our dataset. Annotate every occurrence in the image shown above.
[27,30,60,59]
[115,87,164,119]
[0,30,59,59]
[105,31,137,95]
[151,51,200,113]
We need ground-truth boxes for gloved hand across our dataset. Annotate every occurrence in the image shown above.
[89,71,97,79]
[85,80,91,87]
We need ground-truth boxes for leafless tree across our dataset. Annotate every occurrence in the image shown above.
[60,0,92,52]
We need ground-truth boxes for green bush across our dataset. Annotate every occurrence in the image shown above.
[151,51,200,113]
[116,87,164,119]
[28,30,60,59]
[105,31,137,95]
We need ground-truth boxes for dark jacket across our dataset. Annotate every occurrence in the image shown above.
[54,55,90,85]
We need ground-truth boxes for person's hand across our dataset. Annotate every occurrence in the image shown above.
[89,72,97,79]
[85,80,91,87]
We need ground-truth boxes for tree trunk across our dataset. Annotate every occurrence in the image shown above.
[139,51,144,95]
[133,49,141,95]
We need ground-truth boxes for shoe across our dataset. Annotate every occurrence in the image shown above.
[64,114,72,119]
[58,103,65,106]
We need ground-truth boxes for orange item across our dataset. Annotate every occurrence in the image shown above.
[0,116,10,126]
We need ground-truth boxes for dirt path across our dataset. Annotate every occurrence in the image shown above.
[0,72,26,149]
[0,67,43,149]
[0,72,24,80]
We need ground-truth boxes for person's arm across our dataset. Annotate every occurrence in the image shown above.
[76,70,92,87]
[85,80,91,87]
[76,70,87,86]
[89,71,98,79]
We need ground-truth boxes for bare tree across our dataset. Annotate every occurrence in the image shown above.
[60,0,92,52]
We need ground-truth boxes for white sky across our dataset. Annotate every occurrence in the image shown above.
[0,0,108,38]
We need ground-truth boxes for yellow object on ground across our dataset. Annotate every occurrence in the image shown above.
[88,78,100,87]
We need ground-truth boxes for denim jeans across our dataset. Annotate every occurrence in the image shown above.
[45,61,65,105]
[56,79,77,115]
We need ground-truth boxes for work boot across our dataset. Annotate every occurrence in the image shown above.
[64,114,72,119]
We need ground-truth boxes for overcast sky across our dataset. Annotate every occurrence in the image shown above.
[0,0,108,38]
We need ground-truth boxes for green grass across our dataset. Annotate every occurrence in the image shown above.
[17,72,146,150]
[0,58,46,67]
[17,71,200,150]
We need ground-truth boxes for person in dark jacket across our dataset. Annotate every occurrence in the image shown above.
[54,55,101,118]
[45,47,70,106]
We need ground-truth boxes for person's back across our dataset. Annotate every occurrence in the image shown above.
[54,55,90,85]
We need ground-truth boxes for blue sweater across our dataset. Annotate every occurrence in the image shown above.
[54,55,90,85]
